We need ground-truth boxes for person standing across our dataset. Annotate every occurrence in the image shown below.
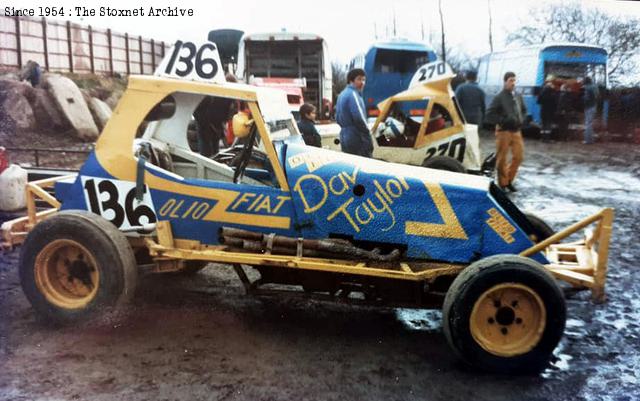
[297,103,322,147]
[537,76,558,142]
[194,73,238,157]
[454,70,486,126]
[582,76,598,144]
[335,68,373,157]
[556,84,572,141]
[19,60,41,87]
[485,71,527,192]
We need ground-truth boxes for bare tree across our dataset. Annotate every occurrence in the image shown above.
[438,0,446,62]
[445,46,476,74]
[506,2,640,85]
[331,61,348,104]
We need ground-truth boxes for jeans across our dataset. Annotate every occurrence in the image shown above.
[584,106,596,144]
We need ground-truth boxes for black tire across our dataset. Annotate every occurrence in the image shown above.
[524,213,555,243]
[422,156,466,173]
[442,255,565,374]
[19,210,137,324]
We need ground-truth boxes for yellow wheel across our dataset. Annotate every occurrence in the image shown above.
[469,283,546,357]
[34,239,100,310]
[19,211,136,324]
[443,255,565,374]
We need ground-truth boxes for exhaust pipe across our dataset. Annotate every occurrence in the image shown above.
[220,227,401,261]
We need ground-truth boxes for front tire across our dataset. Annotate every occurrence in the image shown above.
[19,210,137,324]
[442,255,565,374]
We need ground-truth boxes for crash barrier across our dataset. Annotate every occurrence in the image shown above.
[4,147,91,168]
[0,15,169,75]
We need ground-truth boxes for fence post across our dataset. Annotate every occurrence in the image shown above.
[107,28,114,76]
[138,35,143,74]
[66,21,73,73]
[88,25,95,74]
[41,18,49,71]
[124,33,130,75]
[151,39,156,71]
[14,16,22,68]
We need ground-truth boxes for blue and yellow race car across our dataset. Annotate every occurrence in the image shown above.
[1,41,613,374]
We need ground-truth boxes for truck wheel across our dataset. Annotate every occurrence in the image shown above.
[524,213,555,243]
[422,156,466,173]
[19,210,137,324]
[442,255,565,374]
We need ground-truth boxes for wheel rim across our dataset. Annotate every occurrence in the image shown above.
[470,283,546,357]
[34,239,100,309]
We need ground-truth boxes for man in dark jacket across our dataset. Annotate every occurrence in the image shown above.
[537,76,558,142]
[194,73,238,157]
[335,68,373,157]
[556,84,573,141]
[485,71,527,192]
[454,70,485,125]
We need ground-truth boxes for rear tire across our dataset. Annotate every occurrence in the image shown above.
[19,210,137,324]
[443,255,565,374]
[422,156,466,173]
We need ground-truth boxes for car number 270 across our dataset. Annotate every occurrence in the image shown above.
[81,177,157,230]
[425,137,466,162]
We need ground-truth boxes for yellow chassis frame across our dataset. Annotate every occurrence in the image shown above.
[1,176,614,302]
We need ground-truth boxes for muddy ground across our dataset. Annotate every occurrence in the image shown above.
[1,135,639,401]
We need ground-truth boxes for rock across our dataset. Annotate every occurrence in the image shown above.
[0,72,19,81]
[88,97,112,131]
[80,88,92,105]
[31,88,68,132]
[0,80,36,132]
[43,74,99,141]
[105,89,124,110]
[88,87,111,101]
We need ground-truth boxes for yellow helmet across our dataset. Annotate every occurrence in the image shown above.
[232,112,254,138]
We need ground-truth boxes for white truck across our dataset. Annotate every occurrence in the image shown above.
[235,32,333,120]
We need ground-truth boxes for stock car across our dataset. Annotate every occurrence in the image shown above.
[320,61,494,174]
[1,41,614,374]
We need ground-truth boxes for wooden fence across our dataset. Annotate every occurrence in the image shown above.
[0,15,170,75]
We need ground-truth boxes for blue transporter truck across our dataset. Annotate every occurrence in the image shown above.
[477,43,609,137]
[1,41,614,375]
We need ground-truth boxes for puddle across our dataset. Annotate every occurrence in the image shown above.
[394,308,442,332]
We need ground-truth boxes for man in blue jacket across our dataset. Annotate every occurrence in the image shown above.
[336,68,373,157]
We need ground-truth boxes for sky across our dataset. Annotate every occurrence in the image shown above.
[3,0,640,64]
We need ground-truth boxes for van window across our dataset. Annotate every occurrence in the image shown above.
[374,50,430,74]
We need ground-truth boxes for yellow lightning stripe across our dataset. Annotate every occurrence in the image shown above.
[96,150,290,229]
[145,174,290,229]
[405,181,467,239]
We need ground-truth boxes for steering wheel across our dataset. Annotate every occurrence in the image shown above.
[232,123,258,183]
